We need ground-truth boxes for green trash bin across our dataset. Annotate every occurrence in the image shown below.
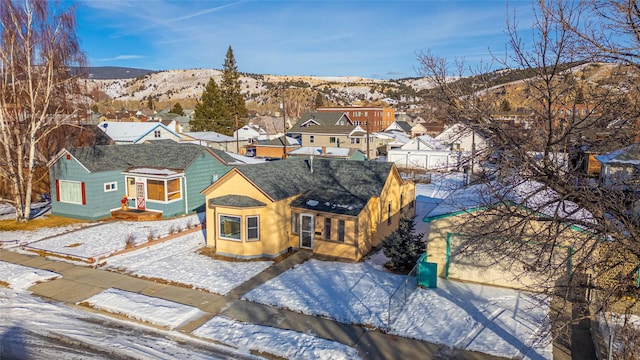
[417,253,437,288]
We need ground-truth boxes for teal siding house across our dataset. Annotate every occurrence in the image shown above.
[48,142,236,220]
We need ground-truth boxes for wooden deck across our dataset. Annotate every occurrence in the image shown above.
[111,208,162,221]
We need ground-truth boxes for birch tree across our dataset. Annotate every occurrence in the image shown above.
[416,0,639,345]
[0,0,85,222]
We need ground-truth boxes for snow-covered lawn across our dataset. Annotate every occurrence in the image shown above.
[0,261,61,291]
[83,288,207,329]
[598,312,640,357]
[243,258,553,360]
[243,259,404,329]
[194,316,362,360]
[101,231,272,295]
[0,288,255,360]
[394,281,552,360]
[82,288,362,359]
[20,214,203,261]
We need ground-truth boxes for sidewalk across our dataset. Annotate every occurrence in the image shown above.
[0,249,501,360]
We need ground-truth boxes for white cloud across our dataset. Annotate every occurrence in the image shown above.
[97,55,146,62]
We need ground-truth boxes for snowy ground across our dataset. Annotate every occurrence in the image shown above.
[243,257,552,360]
[0,264,258,359]
[13,213,204,261]
[0,173,555,359]
[101,231,272,295]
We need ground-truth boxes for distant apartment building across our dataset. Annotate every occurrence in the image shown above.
[317,106,395,133]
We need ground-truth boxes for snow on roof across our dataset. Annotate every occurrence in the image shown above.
[415,134,448,150]
[289,147,352,157]
[595,143,640,165]
[99,121,179,142]
[425,176,594,225]
[126,168,181,176]
[181,131,236,142]
[225,152,266,164]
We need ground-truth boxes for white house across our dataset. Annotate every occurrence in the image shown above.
[234,124,269,142]
[180,131,240,152]
[98,121,182,145]
[387,135,458,171]
[435,123,488,152]
[596,143,640,190]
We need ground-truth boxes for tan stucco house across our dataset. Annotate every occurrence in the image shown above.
[201,158,415,261]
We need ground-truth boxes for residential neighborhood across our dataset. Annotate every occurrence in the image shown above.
[1,1,639,359]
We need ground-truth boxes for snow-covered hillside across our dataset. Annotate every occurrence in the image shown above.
[87,68,435,106]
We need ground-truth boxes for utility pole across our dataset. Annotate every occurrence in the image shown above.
[235,115,239,154]
[281,102,286,159]
[366,113,370,160]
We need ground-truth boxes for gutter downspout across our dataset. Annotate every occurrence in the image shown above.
[183,175,188,215]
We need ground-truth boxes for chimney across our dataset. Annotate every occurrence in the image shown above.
[321,146,326,155]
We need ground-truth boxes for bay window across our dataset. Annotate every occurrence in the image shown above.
[219,215,241,241]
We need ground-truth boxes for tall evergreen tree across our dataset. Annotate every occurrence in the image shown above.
[314,92,324,109]
[169,102,185,116]
[221,46,248,124]
[191,78,229,133]
[382,215,426,273]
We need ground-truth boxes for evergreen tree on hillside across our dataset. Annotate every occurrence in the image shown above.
[169,102,185,116]
[382,215,426,273]
[191,78,229,132]
[146,95,154,111]
[221,46,248,124]
[314,92,324,109]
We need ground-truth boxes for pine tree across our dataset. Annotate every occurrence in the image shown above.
[314,92,324,109]
[221,46,248,123]
[169,102,185,116]
[382,215,426,273]
[191,78,230,133]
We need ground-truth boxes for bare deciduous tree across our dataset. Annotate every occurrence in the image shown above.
[417,0,639,350]
[0,0,85,222]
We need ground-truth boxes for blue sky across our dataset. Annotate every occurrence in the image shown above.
[76,0,535,79]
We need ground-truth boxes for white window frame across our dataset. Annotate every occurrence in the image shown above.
[292,212,299,234]
[59,180,83,204]
[145,177,182,204]
[246,215,260,241]
[219,214,242,241]
[104,181,118,192]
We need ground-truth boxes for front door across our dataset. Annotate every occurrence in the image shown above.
[300,214,314,249]
[135,182,146,210]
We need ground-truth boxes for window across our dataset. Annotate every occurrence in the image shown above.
[400,193,404,213]
[57,180,85,205]
[351,138,361,144]
[126,177,136,198]
[338,220,345,242]
[219,215,241,241]
[147,178,182,202]
[154,130,161,138]
[247,216,259,241]
[147,179,165,201]
[387,201,392,225]
[292,213,299,234]
[104,182,118,192]
[324,218,331,240]
[309,135,315,144]
[167,178,181,200]
[329,137,336,144]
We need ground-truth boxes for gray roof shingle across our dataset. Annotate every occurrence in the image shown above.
[66,142,223,173]
[209,195,266,208]
[235,158,394,204]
